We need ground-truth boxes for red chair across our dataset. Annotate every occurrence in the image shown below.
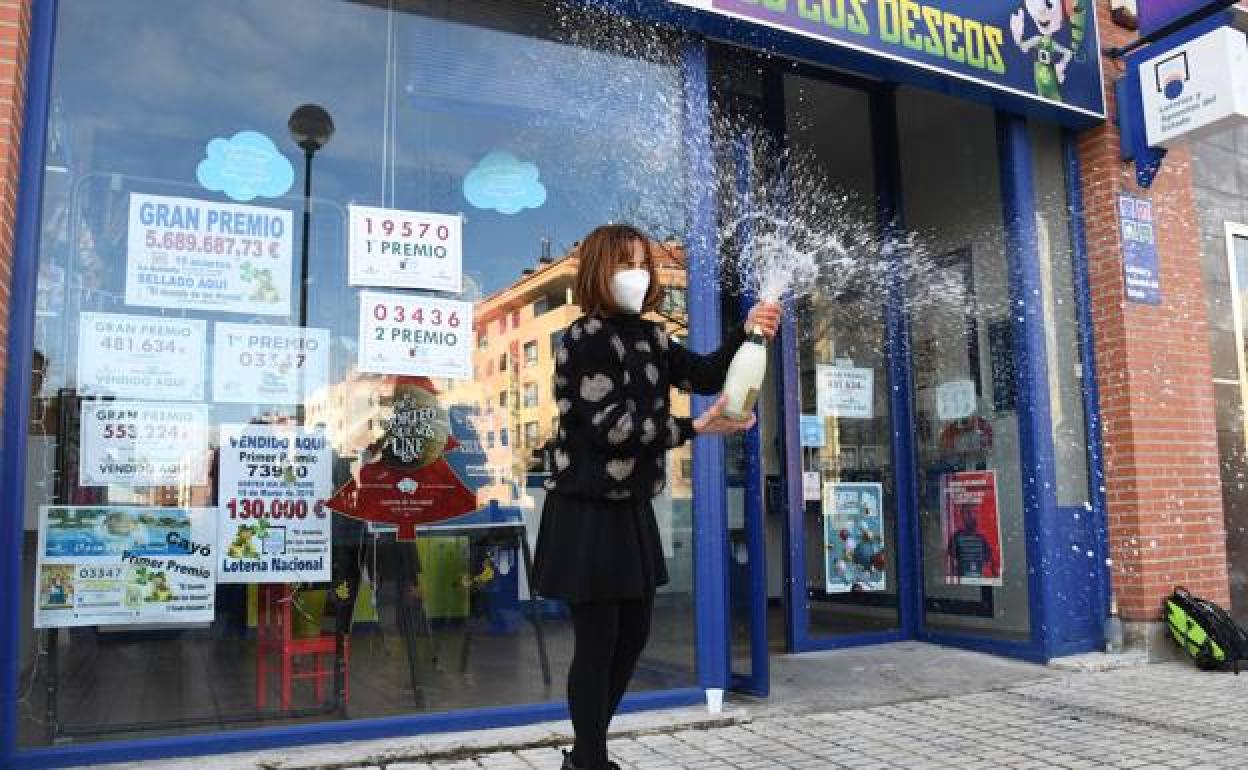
[256,584,349,710]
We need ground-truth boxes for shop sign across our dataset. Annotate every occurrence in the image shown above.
[799,414,826,447]
[212,323,330,405]
[816,363,874,419]
[1118,194,1161,304]
[126,193,293,316]
[348,205,463,292]
[358,290,473,379]
[822,481,886,592]
[217,425,332,583]
[668,0,1104,117]
[79,402,211,487]
[77,312,206,402]
[940,470,1003,586]
[1140,25,1248,148]
[34,506,216,628]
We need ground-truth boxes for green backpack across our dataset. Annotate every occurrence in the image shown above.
[1163,588,1248,674]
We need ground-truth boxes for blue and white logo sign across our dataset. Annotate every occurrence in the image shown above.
[1118,194,1161,305]
[197,131,295,202]
[1140,26,1248,148]
[463,151,547,215]
[800,414,826,448]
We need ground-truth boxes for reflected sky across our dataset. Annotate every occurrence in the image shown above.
[45,0,687,306]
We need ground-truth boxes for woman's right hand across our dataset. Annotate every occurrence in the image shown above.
[693,394,756,435]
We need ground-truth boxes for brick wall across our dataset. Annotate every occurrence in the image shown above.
[0,0,30,418]
[1079,0,1231,620]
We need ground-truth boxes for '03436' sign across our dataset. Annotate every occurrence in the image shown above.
[357,290,472,380]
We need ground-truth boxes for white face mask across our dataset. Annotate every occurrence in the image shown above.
[610,268,650,314]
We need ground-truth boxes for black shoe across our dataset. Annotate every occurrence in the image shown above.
[561,750,620,770]
[561,749,625,770]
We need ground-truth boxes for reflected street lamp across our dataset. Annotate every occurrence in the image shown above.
[288,104,334,328]
[289,104,341,716]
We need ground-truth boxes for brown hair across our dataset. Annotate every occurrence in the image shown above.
[574,224,665,317]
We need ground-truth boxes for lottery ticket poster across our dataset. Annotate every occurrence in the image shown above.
[212,323,330,405]
[126,193,293,316]
[79,401,212,487]
[357,290,472,380]
[348,205,462,292]
[77,312,206,402]
[822,482,887,594]
[34,506,216,628]
[217,424,332,583]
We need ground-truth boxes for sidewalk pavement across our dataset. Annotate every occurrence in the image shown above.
[77,643,1248,770]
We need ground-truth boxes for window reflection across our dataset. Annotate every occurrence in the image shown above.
[21,0,694,745]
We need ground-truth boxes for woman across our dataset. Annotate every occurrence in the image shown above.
[533,224,780,770]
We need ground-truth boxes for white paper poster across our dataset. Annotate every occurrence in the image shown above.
[217,424,333,583]
[34,506,217,628]
[816,364,874,419]
[212,323,330,405]
[79,402,211,487]
[936,380,978,420]
[358,290,472,380]
[126,193,293,315]
[348,205,463,292]
[78,312,206,402]
[803,471,822,502]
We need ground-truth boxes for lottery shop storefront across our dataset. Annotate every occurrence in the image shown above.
[3,0,1110,767]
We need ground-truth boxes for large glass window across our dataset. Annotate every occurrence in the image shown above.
[21,0,693,745]
[897,88,1030,640]
[1029,123,1089,508]
[1193,124,1248,625]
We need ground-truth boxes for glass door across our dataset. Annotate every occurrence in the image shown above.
[712,47,772,696]
[1220,223,1248,622]
[895,88,1031,641]
[781,72,904,649]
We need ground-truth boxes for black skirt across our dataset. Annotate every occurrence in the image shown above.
[532,492,668,604]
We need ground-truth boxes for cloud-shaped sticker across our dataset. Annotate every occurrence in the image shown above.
[462,151,547,215]
[196,131,295,202]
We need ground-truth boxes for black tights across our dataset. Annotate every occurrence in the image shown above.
[567,594,654,769]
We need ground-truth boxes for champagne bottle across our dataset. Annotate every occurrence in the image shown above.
[722,326,768,420]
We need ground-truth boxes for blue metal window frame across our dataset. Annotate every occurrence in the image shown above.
[725,133,770,697]
[1064,129,1112,653]
[4,0,58,766]
[683,36,733,696]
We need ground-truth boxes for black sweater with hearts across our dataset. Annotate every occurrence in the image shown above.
[542,313,748,501]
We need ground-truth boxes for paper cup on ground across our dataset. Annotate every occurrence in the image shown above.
[705,687,724,713]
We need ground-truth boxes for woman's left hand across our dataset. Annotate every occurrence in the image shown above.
[745,301,782,339]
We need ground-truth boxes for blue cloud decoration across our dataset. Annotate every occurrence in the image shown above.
[462,151,547,215]
[196,131,295,202]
